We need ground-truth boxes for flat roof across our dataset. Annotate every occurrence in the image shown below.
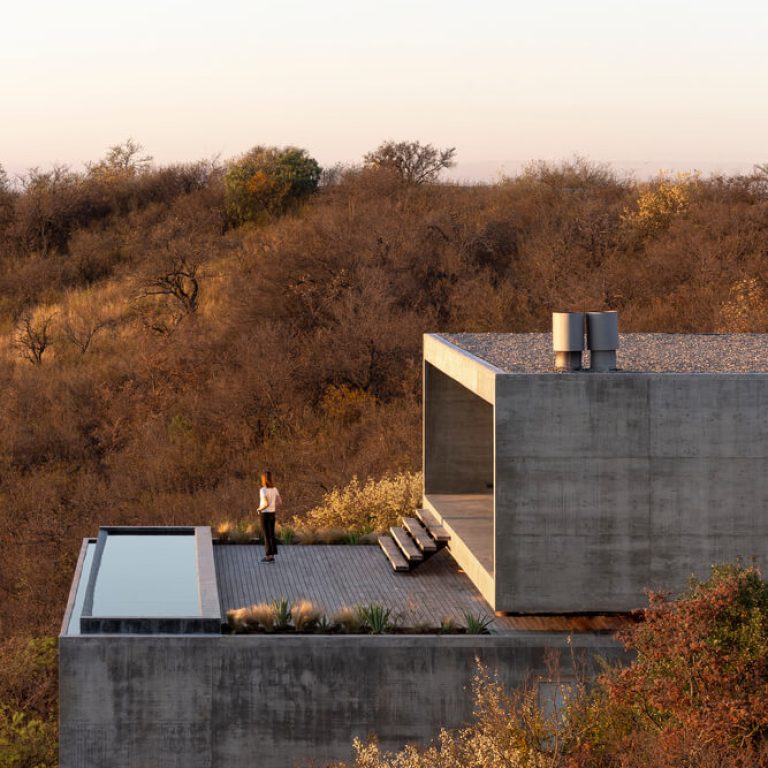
[441,332,768,374]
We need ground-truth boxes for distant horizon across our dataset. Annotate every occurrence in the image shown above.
[4,1,767,185]
[1,146,763,185]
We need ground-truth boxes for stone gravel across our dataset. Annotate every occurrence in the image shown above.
[442,332,768,373]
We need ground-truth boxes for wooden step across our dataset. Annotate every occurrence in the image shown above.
[378,536,409,572]
[403,517,437,552]
[415,509,450,543]
[390,526,423,562]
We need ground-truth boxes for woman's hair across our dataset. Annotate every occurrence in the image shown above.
[260,470,274,488]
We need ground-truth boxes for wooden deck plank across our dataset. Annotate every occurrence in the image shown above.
[378,536,409,572]
[415,509,451,542]
[214,545,511,631]
[403,517,437,552]
[390,527,423,562]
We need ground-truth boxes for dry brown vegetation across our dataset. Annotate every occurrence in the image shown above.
[2,150,768,638]
[1,143,768,764]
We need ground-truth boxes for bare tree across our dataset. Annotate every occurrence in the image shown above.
[61,304,112,354]
[363,140,456,184]
[87,138,153,178]
[136,239,207,333]
[14,311,57,364]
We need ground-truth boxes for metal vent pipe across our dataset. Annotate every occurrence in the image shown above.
[586,311,619,371]
[552,312,585,371]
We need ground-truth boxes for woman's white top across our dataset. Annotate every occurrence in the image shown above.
[259,487,281,512]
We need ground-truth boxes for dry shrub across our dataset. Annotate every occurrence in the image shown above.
[333,607,363,634]
[336,566,768,768]
[229,522,256,544]
[292,600,322,632]
[717,276,768,332]
[226,608,248,633]
[315,527,348,544]
[215,521,233,541]
[302,471,423,533]
[245,603,275,632]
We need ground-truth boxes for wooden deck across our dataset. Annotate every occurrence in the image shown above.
[214,544,501,629]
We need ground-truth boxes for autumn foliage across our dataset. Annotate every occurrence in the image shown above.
[591,565,768,767]
[339,566,768,768]
[1,142,768,765]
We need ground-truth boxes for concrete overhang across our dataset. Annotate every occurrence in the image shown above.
[423,334,502,405]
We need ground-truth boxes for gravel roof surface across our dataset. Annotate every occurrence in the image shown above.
[441,333,768,373]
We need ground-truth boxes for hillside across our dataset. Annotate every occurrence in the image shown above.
[1,149,768,641]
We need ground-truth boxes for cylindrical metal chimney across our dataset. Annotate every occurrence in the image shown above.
[586,311,619,371]
[552,312,585,371]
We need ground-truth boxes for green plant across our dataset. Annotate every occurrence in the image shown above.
[0,705,57,768]
[464,612,493,634]
[316,614,334,633]
[224,145,321,226]
[357,603,392,634]
[277,525,296,545]
[230,521,256,544]
[271,597,292,630]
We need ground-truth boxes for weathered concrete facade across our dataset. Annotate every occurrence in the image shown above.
[59,633,625,768]
[424,333,768,613]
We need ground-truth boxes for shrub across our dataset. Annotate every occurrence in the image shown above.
[229,521,256,544]
[591,564,768,766]
[333,606,364,634]
[464,612,493,635]
[302,471,423,533]
[357,603,393,634]
[224,145,321,226]
[214,521,233,542]
[336,565,768,767]
[271,597,292,630]
[0,706,57,768]
[292,600,321,632]
[623,173,694,236]
[245,603,275,632]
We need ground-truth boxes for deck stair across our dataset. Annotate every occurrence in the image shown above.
[403,517,437,552]
[378,535,409,571]
[377,511,450,572]
[415,508,450,543]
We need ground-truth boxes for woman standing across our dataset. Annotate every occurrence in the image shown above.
[258,470,282,563]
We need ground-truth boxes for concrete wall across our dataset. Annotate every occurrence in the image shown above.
[494,373,768,613]
[424,363,494,494]
[59,633,625,768]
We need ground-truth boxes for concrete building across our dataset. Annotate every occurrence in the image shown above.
[423,329,768,614]
[60,325,768,767]
[60,529,625,768]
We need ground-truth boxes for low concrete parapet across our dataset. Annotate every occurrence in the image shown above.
[60,632,626,768]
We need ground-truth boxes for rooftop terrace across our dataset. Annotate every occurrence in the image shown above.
[442,332,768,374]
[214,544,511,630]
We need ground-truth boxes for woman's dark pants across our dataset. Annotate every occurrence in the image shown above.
[260,512,278,557]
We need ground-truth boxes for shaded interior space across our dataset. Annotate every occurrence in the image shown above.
[214,545,520,631]
[423,493,493,575]
[423,362,495,600]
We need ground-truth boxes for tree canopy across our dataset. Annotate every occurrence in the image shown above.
[363,140,456,184]
[224,145,321,226]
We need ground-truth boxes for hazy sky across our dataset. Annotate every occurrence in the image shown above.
[3,0,767,180]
